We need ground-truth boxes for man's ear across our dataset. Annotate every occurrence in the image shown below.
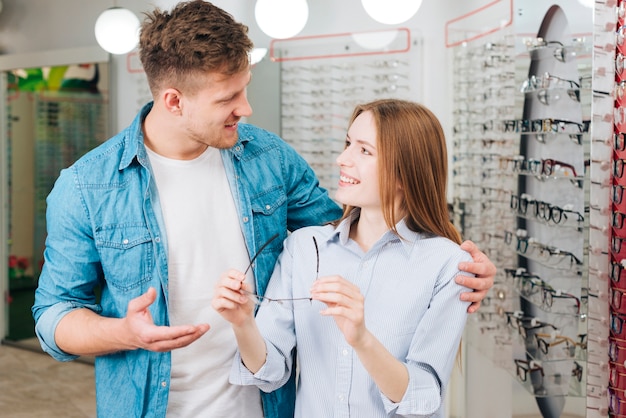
[162,88,182,115]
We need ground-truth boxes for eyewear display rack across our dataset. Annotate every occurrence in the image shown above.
[446,1,607,417]
[600,0,626,416]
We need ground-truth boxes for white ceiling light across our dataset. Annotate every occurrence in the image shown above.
[352,30,399,50]
[361,0,423,25]
[577,0,593,7]
[255,0,309,39]
[95,7,140,55]
[250,48,268,65]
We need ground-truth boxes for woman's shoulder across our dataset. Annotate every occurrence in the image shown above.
[415,235,472,263]
[288,224,336,243]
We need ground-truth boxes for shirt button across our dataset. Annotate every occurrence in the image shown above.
[243,217,249,223]
[265,205,271,210]
[155,237,161,243]
[161,381,167,387]
[235,146,241,152]
[342,348,348,356]
[338,394,345,401]
[122,239,129,245]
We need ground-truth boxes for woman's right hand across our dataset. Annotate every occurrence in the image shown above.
[211,269,256,327]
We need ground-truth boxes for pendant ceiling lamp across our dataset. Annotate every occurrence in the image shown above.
[255,0,309,39]
[250,48,268,65]
[352,30,400,50]
[95,6,140,55]
[361,0,423,25]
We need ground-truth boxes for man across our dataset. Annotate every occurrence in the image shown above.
[32,1,495,417]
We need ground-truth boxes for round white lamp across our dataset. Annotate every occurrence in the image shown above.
[352,30,399,50]
[95,7,140,55]
[255,0,309,39]
[361,0,423,25]
[250,48,268,65]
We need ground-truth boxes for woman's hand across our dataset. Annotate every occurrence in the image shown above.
[310,275,368,348]
[211,269,256,327]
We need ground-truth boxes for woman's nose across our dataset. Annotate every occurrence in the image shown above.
[336,148,350,166]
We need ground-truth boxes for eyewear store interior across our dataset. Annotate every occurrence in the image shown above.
[0,0,618,417]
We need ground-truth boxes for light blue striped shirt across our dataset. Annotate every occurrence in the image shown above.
[230,210,472,417]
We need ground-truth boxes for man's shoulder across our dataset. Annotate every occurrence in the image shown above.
[66,130,134,182]
[238,123,289,149]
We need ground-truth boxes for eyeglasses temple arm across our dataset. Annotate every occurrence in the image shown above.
[244,233,280,275]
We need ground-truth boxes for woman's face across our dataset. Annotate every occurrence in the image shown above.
[335,111,381,211]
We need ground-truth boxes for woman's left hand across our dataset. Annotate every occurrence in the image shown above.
[310,275,367,347]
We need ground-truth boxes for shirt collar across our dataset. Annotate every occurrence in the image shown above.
[119,102,153,170]
[328,208,427,256]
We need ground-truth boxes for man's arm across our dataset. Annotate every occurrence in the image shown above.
[55,288,209,356]
[456,240,497,313]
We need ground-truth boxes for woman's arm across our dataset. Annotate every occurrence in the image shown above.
[212,269,268,373]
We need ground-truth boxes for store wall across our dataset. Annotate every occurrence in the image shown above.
[0,0,455,130]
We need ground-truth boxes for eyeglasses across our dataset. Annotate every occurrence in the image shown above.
[541,288,582,314]
[612,287,626,312]
[611,311,626,338]
[514,358,544,383]
[503,229,530,253]
[533,200,584,226]
[609,386,626,415]
[611,362,626,389]
[614,211,626,229]
[617,133,626,152]
[615,184,626,205]
[521,72,581,92]
[615,236,626,256]
[524,39,586,63]
[534,243,583,268]
[612,258,626,287]
[572,361,583,383]
[533,332,584,357]
[241,234,319,310]
[510,193,534,215]
[503,118,589,135]
[610,336,626,364]
[505,311,558,339]
[614,159,626,179]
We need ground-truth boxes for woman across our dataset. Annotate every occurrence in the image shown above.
[212,99,472,417]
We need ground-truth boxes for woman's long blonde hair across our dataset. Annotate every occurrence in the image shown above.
[339,99,461,245]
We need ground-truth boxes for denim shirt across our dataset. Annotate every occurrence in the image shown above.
[32,102,342,418]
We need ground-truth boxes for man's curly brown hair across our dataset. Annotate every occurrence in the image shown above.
[139,0,253,95]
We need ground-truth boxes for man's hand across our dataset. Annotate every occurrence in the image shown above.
[456,240,496,313]
[55,287,210,356]
[124,287,210,352]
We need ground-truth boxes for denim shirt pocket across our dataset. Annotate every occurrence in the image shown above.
[250,186,288,263]
[95,223,153,292]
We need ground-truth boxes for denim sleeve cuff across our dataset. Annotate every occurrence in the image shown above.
[34,301,98,362]
[381,365,441,416]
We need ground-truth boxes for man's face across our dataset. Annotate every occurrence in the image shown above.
[180,69,253,150]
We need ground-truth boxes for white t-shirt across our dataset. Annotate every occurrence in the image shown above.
[147,146,263,418]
